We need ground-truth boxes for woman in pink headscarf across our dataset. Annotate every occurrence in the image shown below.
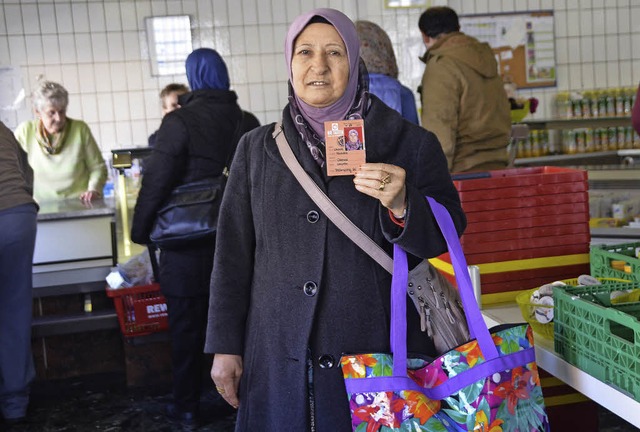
[204,8,465,431]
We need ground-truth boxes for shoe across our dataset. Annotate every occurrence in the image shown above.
[165,403,199,430]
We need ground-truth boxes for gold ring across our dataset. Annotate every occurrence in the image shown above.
[378,181,386,191]
[216,385,225,394]
[381,174,391,184]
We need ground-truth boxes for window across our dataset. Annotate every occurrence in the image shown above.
[145,15,193,76]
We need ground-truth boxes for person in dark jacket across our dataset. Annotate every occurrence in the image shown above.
[0,121,38,426]
[205,8,465,431]
[131,48,259,429]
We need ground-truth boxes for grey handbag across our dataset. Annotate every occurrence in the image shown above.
[272,123,470,353]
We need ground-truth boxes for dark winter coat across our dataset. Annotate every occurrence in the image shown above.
[131,89,259,296]
[204,97,466,431]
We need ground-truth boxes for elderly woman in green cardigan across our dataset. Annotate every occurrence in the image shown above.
[14,81,108,203]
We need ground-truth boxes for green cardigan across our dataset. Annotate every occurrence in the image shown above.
[14,118,108,202]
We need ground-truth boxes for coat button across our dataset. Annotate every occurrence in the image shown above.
[306,210,320,223]
[303,281,318,296]
[318,354,335,369]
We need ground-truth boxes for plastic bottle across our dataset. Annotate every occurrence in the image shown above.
[572,97,583,119]
[606,90,616,117]
[608,127,618,150]
[523,132,533,157]
[585,129,595,152]
[554,92,572,119]
[615,88,625,117]
[563,130,577,154]
[622,88,633,116]
[597,90,608,117]
[102,180,115,198]
[575,129,586,153]
[625,127,634,149]
[539,130,550,155]
[591,90,601,118]
[592,128,602,152]
[600,128,610,151]
[530,130,541,157]
[547,130,560,155]
[581,91,592,118]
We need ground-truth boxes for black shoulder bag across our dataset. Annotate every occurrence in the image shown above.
[149,114,245,249]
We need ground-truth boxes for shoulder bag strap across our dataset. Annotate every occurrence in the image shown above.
[272,122,394,274]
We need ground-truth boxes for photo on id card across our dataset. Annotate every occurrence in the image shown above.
[324,119,365,176]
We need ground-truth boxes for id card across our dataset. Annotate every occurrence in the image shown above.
[324,119,365,176]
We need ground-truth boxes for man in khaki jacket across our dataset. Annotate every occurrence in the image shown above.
[418,6,511,173]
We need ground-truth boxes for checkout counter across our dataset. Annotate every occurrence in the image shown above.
[31,147,153,337]
[32,199,118,337]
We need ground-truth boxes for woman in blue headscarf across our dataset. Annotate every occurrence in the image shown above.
[131,48,259,429]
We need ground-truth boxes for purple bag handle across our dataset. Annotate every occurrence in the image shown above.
[391,197,498,377]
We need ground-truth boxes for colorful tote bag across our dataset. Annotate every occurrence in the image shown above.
[340,197,550,432]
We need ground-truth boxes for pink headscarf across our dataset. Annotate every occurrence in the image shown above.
[284,8,361,137]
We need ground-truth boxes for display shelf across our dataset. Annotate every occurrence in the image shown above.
[514,149,640,167]
[517,116,631,130]
[482,304,640,428]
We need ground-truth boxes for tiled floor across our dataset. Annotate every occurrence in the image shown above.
[3,372,236,431]
[3,372,638,431]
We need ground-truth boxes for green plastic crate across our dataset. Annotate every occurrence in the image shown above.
[590,242,640,283]
[554,281,640,400]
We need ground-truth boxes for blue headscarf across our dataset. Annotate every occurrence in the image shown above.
[185,48,230,91]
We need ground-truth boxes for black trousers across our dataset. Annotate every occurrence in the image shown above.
[159,244,214,413]
[164,294,209,412]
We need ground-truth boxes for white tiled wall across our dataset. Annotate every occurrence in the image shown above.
[1,0,639,152]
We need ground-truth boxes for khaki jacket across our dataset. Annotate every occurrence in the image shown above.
[420,32,511,173]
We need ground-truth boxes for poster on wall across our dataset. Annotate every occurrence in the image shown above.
[460,11,556,89]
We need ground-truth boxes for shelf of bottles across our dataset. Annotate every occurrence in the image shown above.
[513,87,638,159]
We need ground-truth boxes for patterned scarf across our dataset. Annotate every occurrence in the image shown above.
[288,59,370,167]
[355,20,399,79]
[36,118,68,155]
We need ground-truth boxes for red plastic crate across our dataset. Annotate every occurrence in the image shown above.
[461,223,589,243]
[463,212,589,234]
[461,191,588,213]
[106,283,169,337]
[440,243,590,265]
[479,263,591,287]
[464,203,589,223]
[452,166,587,191]
[457,180,588,202]
[460,232,591,255]
[481,265,590,294]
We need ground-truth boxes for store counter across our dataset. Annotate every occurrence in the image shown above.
[32,198,118,336]
[482,304,640,428]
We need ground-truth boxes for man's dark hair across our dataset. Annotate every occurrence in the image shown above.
[418,6,460,38]
[159,83,189,99]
